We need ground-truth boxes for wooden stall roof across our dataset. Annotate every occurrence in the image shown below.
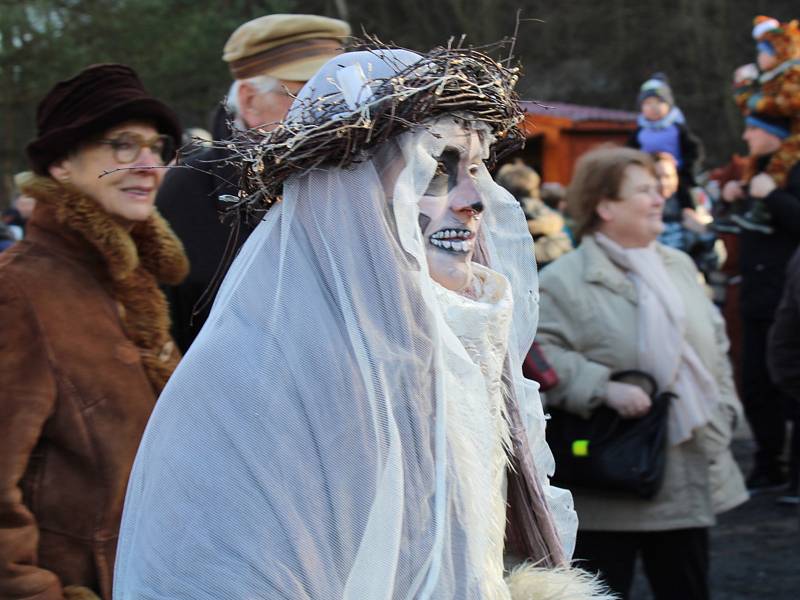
[510,101,639,184]
[520,100,638,126]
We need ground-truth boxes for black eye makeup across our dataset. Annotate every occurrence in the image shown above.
[424,147,461,196]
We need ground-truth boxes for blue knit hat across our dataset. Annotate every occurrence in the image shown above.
[746,113,791,139]
[756,40,776,56]
[637,73,674,108]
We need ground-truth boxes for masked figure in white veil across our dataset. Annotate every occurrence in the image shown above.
[113,43,612,600]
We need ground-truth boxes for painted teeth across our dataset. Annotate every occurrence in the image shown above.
[431,229,472,240]
[430,238,472,252]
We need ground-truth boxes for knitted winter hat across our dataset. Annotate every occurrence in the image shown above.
[752,16,800,63]
[26,64,181,176]
[746,112,791,139]
[637,73,674,108]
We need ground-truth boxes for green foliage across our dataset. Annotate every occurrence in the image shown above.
[0,0,797,205]
[0,0,294,204]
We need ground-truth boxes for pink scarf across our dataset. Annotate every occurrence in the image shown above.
[594,233,718,445]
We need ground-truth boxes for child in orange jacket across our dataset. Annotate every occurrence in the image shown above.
[733,16,800,232]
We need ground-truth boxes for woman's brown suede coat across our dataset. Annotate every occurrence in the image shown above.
[0,176,188,600]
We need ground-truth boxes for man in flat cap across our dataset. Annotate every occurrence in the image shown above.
[157,14,350,352]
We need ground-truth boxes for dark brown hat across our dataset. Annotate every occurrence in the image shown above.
[26,63,182,175]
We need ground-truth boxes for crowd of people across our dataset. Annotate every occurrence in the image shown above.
[0,10,797,600]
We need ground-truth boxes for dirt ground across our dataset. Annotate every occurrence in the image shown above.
[630,438,800,599]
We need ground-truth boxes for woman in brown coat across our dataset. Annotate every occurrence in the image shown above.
[0,65,188,600]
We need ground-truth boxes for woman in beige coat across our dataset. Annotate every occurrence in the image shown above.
[537,147,747,600]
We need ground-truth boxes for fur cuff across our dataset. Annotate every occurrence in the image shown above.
[506,564,617,600]
[63,585,101,600]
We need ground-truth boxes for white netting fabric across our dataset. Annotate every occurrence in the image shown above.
[113,50,575,600]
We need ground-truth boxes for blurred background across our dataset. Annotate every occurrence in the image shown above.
[0,0,795,207]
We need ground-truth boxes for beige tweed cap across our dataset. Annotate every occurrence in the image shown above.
[223,14,350,81]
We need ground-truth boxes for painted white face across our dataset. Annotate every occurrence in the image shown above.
[418,120,488,292]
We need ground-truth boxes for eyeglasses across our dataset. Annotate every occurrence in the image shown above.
[96,132,175,165]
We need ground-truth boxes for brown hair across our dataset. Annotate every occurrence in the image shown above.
[495,160,541,201]
[566,145,654,240]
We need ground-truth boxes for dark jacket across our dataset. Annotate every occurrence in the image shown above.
[739,160,800,320]
[156,145,257,352]
[768,247,800,400]
[0,179,186,600]
[0,221,15,251]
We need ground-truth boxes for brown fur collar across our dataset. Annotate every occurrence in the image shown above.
[63,586,101,600]
[21,173,189,394]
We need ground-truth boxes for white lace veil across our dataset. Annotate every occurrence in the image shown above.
[114,49,575,600]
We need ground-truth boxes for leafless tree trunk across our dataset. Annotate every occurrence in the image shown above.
[334,0,349,21]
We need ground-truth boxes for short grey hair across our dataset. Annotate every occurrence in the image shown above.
[225,75,280,128]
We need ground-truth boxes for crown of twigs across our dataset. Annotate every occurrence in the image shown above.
[215,37,525,218]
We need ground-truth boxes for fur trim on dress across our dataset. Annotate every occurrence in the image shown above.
[506,564,617,600]
[20,174,189,394]
[63,585,101,600]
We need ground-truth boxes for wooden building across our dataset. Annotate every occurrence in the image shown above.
[502,101,639,185]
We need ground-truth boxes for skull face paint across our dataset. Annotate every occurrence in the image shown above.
[418,120,488,292]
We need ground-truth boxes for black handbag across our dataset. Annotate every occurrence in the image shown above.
[545,370,674,499]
